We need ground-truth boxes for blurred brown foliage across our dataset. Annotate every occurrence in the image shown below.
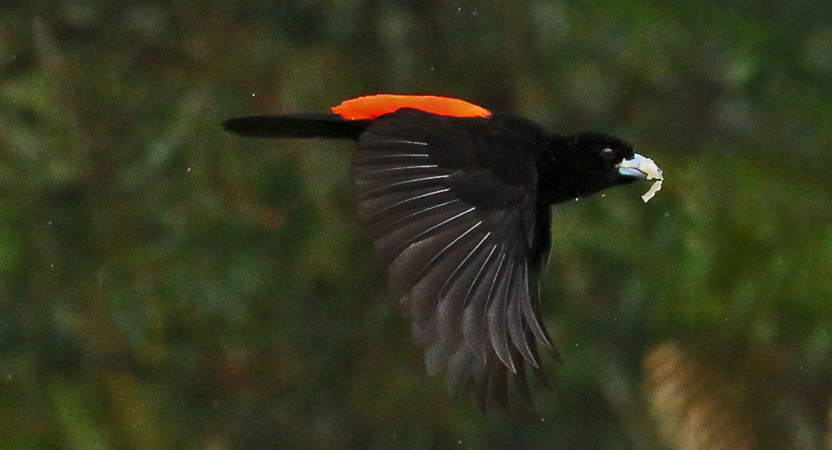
[645,341,751,450]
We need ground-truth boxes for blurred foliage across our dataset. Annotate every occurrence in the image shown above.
[0,1,831,449]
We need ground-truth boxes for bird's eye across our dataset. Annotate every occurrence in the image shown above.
[601,148,614,160]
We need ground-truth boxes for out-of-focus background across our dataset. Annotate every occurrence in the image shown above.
[1,1,831,449]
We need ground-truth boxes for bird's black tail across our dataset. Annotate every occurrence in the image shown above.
[222,114,371,140]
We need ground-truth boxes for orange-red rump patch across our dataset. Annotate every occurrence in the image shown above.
[332,94,491,120]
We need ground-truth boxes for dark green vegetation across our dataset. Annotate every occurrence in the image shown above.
[1,1,831,449]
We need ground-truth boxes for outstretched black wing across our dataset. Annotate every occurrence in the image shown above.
[351,108,556,414]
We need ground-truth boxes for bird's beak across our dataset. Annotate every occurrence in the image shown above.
[617,153,664,202]
[617,153,663,181]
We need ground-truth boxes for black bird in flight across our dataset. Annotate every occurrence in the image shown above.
[223,94,663,416]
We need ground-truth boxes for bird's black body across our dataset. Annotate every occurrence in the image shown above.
[224,99,648,417]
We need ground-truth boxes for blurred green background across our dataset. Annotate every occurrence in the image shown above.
[1,1,831,449]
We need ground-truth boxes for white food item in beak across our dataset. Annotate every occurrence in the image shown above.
[617,153,664,202]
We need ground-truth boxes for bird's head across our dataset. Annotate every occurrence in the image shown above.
[539,132,663,204]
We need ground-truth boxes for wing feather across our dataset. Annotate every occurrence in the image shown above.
[506,259,539,367]
[487,258,516,372]
[351,108,555,415]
